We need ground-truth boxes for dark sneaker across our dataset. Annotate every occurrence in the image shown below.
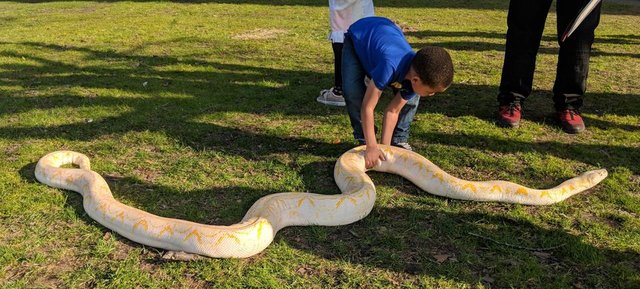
[557,109,585,134]
[392,142,413,151]
[496,102,522,128]
[317,87,345,106]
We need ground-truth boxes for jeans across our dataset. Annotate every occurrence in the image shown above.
[497,0,601,110]
[341,34,419,144]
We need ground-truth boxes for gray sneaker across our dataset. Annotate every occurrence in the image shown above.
[364,76,371,87]
[392,142,413,151]
[317,88,346,106]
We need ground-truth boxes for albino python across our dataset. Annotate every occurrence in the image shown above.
[35,145,608,258]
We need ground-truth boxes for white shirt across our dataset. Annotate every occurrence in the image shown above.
[329,0,375,43]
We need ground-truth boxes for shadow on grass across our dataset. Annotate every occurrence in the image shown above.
[4,0,640,16]
[417,130,639,175]
[406,31,640,59]
[582,115,640,132]
[407,30,640,46]
[416,83,640,174]
[285,204,640,288]
[0,40,357,158]
[0,0,511,9]
[2,40,638,173]
[296,162,639,288]
[18,162,266,224]
[421,83,640,119]
[19,161,640,288]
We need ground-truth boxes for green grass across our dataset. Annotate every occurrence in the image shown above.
[1,0,639,288]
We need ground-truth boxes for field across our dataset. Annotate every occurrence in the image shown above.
[1,0,639,288]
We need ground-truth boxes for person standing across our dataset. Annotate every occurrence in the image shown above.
[317,0,374,106]
[496,0,601,134]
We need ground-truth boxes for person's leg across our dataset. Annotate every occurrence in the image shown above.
[553,0,601,111]
[332,42,344,94]
[341,35,368,143]
[496,0,553,128]
[552,0,601,134]
[392,95,419,150]
[318,42,347,106]
[498,0,553,105]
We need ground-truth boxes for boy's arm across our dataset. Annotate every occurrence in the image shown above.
[361,82,385,168]
[381,92,408,145]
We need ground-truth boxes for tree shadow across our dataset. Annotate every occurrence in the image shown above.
[582,115,640,132]
[19,161,269,225]
[0,41,357,160]
[419,83,640,118]
[0,0,510,9]
[413,84,639,174]
[4,0,640,16]
[284,204,640,288]
[411,41,640,58]
[297,161,639,288]
[407,30,640,46]
[3,40,638,173]
[0,41,336,117]
[415,130,639,174]
[407,30,640,58]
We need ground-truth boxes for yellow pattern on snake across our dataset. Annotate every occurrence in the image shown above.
[35,145,608,258]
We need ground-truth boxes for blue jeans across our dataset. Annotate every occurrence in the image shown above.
[341,35,419,144]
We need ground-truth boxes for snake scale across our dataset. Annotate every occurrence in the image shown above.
[35,145,608,258]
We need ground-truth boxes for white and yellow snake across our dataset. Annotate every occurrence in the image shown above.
[35,145,608,258]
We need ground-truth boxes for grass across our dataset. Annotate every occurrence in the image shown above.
[0,0,639,288]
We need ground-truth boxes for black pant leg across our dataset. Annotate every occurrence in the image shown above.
[498,0,553,105]
[553,0,601,110]
[332,42,344,90]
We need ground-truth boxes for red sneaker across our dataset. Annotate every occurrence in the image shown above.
[557,109,585,134]
[496,102,522,128]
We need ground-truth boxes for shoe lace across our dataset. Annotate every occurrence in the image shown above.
[321,89,334,99]
[501,103,521,115]
[565,109,580,120]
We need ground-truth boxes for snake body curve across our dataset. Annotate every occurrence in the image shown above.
[35,145,608,258]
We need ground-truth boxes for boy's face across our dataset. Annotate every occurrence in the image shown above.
[410,77,447,97]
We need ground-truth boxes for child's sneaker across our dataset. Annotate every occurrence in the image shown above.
[317,87,346,106]
[557,108,585,134]
[392,142,413,151]
[496,102,522,128]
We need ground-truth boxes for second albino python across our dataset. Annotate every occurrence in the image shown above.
[35,145,608,258]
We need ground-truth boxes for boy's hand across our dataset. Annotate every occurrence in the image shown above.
[364,145,386,169]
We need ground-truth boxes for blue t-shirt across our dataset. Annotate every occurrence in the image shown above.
[347,17,417,100]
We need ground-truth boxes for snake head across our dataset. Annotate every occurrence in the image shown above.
[585,169,608,185]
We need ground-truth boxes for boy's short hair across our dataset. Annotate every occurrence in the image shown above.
[411,47,454,89]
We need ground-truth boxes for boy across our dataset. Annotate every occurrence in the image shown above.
[342,16,454,168]
[317,0,375,106]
